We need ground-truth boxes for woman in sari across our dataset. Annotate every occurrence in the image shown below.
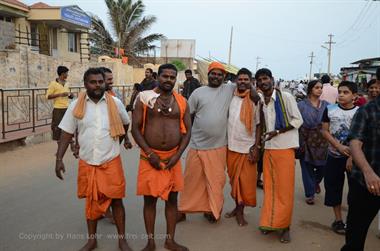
[297,80,329,205]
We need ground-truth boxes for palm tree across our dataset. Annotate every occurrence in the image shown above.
[89,0,164,61]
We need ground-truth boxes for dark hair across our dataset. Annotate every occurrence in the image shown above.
[367,79,377,88]
[99,67,112,74]
[338,81,357,94]
[83,68,105,83]
[158,64,178,76]
[237,68,252,79]
[307,80,321,95]
[146,68,153,74]
[57,66,69,76]
[255,68,272,80]
[185,69,192,75]
[152,72,157,80]
[376,67,380,80]
[321,74,330,84]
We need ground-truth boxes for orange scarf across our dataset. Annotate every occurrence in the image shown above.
[234,89,254,134]
[73,92,125,139]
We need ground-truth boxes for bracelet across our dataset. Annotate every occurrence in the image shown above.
[56,158,62,161]
[146,151,154,158]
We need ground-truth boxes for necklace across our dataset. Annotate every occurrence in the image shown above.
[156,95,174,116]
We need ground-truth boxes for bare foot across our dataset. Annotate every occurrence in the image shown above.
[280,229,291,243]
[236,212,248,226]
[141,241,155,251]
[119,239,133,251]
[203,213,217,223]
[79,240,97,251]
[176,212,186,223]
[224,208,237,218]
[164,240,189,251]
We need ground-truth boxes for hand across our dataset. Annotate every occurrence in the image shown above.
[337,145,350,157]
[166,153,181,170]
[345,157,353,172]
[248,145,260,163]
[262,130,279,142]
[363,170,380,196]
[72,144,80,159]
[55,160,65,180]
[148,153,161,170]
[123,137,132,149]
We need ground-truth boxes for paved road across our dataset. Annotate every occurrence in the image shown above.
[0,141,379,251]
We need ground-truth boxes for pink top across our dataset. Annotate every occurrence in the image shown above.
[320,83,338,104]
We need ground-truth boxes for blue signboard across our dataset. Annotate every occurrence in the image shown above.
[61,6,91,28]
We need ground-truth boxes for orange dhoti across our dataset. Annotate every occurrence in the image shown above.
[137,148,184,200]
[259,149,295,230]
[227,150,257,207]
[178,146,227,220]
[77,155,126,220]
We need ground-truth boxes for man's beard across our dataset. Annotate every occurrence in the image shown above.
[87,89,105,99]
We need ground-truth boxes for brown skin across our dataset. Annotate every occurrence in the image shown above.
[104,72,114,91]
[256,74,294,142]
[225,73,261,227]
[132,68,191,251]
[321,86,356,223]
[55,73,132,251]
[367,82,380,101]
[145,69,153,80]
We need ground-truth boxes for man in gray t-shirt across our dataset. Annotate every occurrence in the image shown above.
[178,62,237,223]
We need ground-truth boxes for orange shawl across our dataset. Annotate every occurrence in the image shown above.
[73,92,125,139]
[234,89,254,134]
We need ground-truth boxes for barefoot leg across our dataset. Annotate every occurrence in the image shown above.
[235,204,247,226]
[142,196,157,251]
[79,219,98,251]
[111,199,132,251]
[164,192,189,251]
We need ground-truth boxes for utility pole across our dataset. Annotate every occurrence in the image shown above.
[321,34,336,76]
[228,26,233,65]
[255,56,262,71]
[308,51,315,80]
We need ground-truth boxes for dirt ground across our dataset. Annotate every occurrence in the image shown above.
[0,141,379,251]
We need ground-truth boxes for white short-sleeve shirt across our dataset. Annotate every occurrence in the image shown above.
[59,95,130,165]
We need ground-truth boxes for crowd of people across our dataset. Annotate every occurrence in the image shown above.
[45,63,380,251]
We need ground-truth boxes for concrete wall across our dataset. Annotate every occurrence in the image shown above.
[0,20,15,49]
[0,47,139,89]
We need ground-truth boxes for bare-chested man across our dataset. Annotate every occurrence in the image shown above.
[132,64,191,251]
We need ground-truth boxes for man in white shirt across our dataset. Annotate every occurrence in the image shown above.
[256,68,303,243]
[225,68,261,226]
[55,68,133,251]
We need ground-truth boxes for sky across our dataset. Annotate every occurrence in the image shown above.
[22,0,380,80]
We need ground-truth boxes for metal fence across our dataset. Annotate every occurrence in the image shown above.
[0,85,134,140]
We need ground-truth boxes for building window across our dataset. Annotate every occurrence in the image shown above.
[0,16,14,22]
[68,32,77,52]
[30,24,38,47]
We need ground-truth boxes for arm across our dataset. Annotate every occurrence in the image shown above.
[166,105,192,169]
[350,139,380,195]
[264,93,303,141]
[55,131,74,180]
[321,122,350,156]
[131,99,161,170]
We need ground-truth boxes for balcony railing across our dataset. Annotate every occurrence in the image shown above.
[0,85,134,140]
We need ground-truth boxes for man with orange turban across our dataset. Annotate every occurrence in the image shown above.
[178,62,260,223]
[55,68,133,251]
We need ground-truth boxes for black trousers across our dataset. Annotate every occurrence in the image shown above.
[341,178,380,251]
